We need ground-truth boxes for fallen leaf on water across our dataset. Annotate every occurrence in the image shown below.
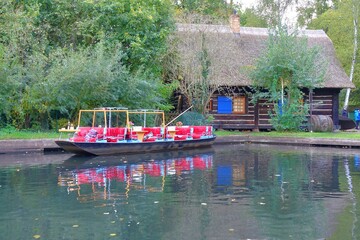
[72,225,79,228]
[229,229,234,232]
[201,203,207,206]
[109,233,117,237]
[33,235,41,239]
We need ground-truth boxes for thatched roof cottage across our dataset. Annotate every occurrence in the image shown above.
[175,15,355,130]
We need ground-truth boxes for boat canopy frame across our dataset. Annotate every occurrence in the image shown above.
[76,107,165,129]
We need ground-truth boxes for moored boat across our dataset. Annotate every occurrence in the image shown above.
[55,107,216,155]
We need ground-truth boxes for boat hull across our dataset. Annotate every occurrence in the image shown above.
[55,137,216,156]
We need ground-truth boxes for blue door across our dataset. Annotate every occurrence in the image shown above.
[217,96,232,114]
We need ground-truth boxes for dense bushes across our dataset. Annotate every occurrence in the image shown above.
[0,0,176,130]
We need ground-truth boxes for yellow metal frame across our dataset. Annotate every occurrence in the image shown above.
[127,109,165,128]
[75,108,165,129]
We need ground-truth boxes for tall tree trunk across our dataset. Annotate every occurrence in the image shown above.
[344,0,358,110]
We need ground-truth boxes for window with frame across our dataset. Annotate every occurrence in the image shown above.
[233,96,246,114]
[206,99,213,111]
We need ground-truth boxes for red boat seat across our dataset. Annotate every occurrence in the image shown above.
[71,127,104,142]
[106,127,127,141]
[92,127,104,140]
[175,126,192,140]
[192,126,207,139]
[71,127,91,142]
[143,127,164,141]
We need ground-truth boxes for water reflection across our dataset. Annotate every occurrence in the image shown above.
[1,144,360,239]
[58,152,213,201]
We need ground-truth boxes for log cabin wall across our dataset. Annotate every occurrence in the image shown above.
[209,88,340,131]
[209,89,274,130]
[304,88,340,126]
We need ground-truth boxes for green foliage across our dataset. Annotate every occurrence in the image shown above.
[256,0,297,27]
[309,0,360,109]
[174,0,234,23]
[0,0,176,130]
[177,112,206,126]
[46,42,170,119]
[95,0,175,73]
[240,8,268,27]
[269,98,309,131]
[50,118,69,130]
[296,0,340,27]
[250,26,326,131]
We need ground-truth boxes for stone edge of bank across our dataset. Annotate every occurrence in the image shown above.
[1,135,360,154]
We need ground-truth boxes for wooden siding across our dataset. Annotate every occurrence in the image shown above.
[209,88,340,131]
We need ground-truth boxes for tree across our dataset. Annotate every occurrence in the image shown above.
[173,0,235,24]
[165,29,216,114]
[250,26,326,131]
[309,0,360,109]
[343,0,359,110]
[0,0,176,129]
[240,8,268,28]
[44,43,173,124]
[296,0,340,27]
[256,0,299,27]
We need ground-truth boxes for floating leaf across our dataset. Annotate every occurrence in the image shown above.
[33,235,41,239]
[72,225,79,228]
[201,203,207,206]
[110,233,117,237]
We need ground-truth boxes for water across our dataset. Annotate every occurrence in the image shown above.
[0,144,359,240]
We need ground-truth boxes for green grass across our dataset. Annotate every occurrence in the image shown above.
[214,129,360,139]
[0,128,360,140]
[0,130,59,140]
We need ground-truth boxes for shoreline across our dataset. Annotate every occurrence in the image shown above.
[1,135,360,154]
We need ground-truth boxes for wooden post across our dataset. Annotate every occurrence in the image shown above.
[254,101,259,132]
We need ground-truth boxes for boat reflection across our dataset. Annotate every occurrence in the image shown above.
[58,151,213,201]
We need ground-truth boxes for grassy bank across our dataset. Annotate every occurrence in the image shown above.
[0,129,59,140]
[215,129,360,139]
[1,128,360,140]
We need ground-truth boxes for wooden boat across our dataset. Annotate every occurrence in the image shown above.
[55,107,216,156]
[338,115,356,130]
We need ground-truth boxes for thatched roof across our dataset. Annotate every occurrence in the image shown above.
[176,23,355,89]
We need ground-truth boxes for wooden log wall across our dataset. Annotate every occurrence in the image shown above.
[210,94,273,130]
[209,88,340,131]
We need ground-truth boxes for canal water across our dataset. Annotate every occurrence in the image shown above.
[1,144,360,240]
